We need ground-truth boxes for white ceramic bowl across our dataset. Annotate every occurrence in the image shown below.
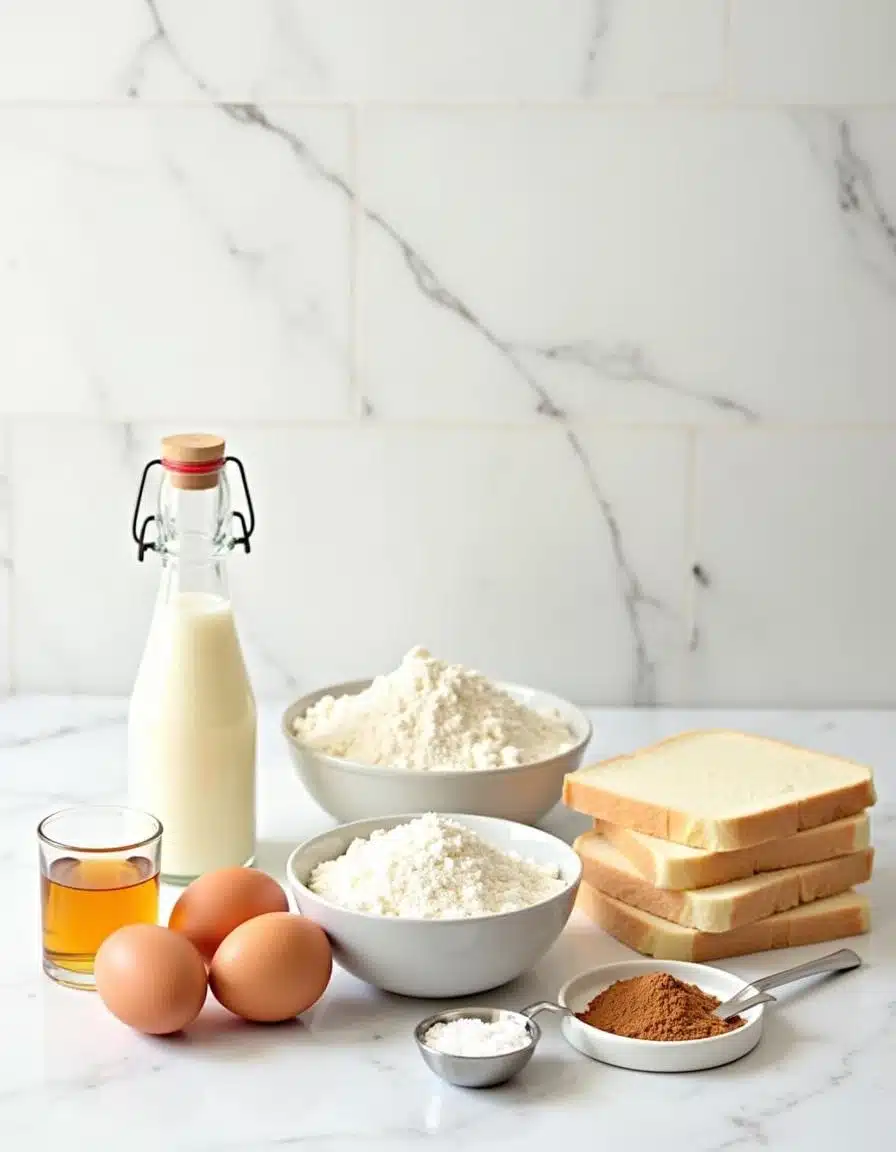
[286,813,583,998]
[558,960,765,1072]
[282,679,592,826]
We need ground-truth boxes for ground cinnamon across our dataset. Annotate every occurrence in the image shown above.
[576,972,745,1041]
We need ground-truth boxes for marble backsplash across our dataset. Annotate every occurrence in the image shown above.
[0,0,894,706]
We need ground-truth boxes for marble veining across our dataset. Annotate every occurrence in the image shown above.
[528,342,759,422]
[0,1,894,706]
[1,698,891,1150]
[793,112,896,295]
[92,0,726,106]
[562,429,663,702]
[113,0,782,706]
[580,0,612,99]
[833,120,896,290]
[124,9,717,705]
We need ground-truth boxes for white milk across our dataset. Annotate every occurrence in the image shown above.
[128,592,256,880]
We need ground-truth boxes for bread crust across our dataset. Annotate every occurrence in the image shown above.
[593,814,870,890]
[563,729,876,851]
[574,836,873,932]
[576,884,871,960]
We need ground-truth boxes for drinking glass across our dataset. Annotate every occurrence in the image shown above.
[38,806,162,989]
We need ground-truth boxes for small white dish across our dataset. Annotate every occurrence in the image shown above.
[287,813,582,998]
[282,679,592,826]
[557,959,765,1072]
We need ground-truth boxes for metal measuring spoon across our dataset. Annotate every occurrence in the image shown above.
[414,1002,570,1088]
[713,948,862,1020]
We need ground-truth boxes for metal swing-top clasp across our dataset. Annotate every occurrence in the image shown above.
[131,435,256,562]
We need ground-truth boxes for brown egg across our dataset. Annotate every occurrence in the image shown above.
[209,912,332,1023]
[168,867,289,961]
[95,924,208,1035]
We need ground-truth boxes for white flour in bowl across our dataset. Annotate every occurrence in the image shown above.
[306,813,565,918]
[292,646,573,772]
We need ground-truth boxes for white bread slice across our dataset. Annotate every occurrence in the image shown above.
[575,834,873,932]
[593,813,871,890]
[563,730,875,850]
[577,885,871,961]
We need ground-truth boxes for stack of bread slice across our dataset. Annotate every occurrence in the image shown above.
[563,731,875,960]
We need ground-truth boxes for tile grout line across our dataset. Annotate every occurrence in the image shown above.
[1,98,896,111]
[4,420,14,695]
[684,427,700,666]
[722,0,735,102]
[4,416,896,434]
[347,103,362,420]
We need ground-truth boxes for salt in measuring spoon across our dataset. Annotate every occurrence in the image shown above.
[414,1002,569,1088]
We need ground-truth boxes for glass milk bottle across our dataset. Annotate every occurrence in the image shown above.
[128,434,257,883]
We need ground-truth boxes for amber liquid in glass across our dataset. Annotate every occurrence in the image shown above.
[41,855,159,979]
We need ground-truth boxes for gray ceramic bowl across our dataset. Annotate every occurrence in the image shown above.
[286,813,582,998]
[281,679,592,826]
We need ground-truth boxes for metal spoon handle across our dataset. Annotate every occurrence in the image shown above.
[520,1001,570,1021]
[714,948,862,1019]
[748,948,862,994]
[717,991,777,1019]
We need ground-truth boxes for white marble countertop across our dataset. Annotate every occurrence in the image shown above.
[1,699,892,1152]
